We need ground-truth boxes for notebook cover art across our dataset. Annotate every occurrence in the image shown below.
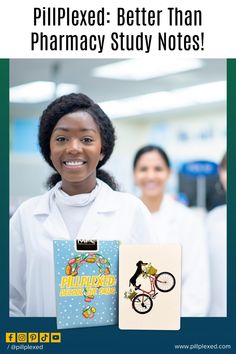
[119,244,181,330]
[54,240,119,329]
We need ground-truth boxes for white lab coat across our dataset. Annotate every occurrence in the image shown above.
[150,195,210,317]
[10,180,154,317]
[206,204,227,316]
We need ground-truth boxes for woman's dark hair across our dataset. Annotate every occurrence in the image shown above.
[133,145,171,169]
[38,93,118,190]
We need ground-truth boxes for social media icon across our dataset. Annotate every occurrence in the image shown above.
[39,333,50,343]
[51,333,61,343]
[6,333,16,343]
[28,333,38,343]
[17,333,27,343]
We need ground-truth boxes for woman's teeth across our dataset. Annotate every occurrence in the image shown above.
[145,182,158,189]
[64,161,85,166]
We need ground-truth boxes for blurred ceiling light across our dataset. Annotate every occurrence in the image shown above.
[10,81,79,103]
[99,81,226,119]
[93,59,203,80]
[55,83,78,97]
[10,81,55,103]
[175,81,226,104]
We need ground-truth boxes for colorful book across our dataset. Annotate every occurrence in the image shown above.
[53,240,119,329]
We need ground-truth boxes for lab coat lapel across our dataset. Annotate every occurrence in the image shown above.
[77,180,119,238]
[159,195,178,236]
[34,188,70,240]
[43,202,70,240]
[77,204,101,237]
[34,179,118,240]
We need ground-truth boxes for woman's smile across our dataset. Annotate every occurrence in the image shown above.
[62,159,87,169]
[142,181,160,190]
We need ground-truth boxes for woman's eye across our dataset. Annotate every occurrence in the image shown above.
[56,136,66,142]
[139,167,148,172]
[82,137,93,144]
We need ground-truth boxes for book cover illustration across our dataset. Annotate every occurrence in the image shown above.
[119,244,181,330]
[54,240,119,329]
[126,261,176,315]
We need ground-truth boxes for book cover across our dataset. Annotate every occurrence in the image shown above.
[119,244,181,330]
[54,240,119,329]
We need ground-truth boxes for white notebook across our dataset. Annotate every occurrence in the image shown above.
[119,244,181,330]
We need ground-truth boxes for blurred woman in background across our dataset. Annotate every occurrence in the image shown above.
[206,153,227,316]
[133,145,209,317]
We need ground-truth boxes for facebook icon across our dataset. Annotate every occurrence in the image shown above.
[6,333,16,343]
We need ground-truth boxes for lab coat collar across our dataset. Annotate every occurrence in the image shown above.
[33,179,119,216]
[33,179,120,239]
[159,194,174,212]
[92,180,120,212]
[33,190,51,216]
[154,194,176,223]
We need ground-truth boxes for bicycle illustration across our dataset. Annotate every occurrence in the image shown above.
[125,261,176,314]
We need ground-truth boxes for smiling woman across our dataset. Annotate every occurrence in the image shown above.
[10,93,154,317]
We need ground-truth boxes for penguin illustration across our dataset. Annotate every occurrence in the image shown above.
[129,261,148,290]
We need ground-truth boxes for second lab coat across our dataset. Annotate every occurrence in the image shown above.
[10,179,154,317]
[150,195,210,317]
[206,204,227,316]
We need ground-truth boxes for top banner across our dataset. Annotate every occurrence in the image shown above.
[0,0,235,58]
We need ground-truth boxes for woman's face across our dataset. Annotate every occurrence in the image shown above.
[134,150,171,198]
[50,111,104,195]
